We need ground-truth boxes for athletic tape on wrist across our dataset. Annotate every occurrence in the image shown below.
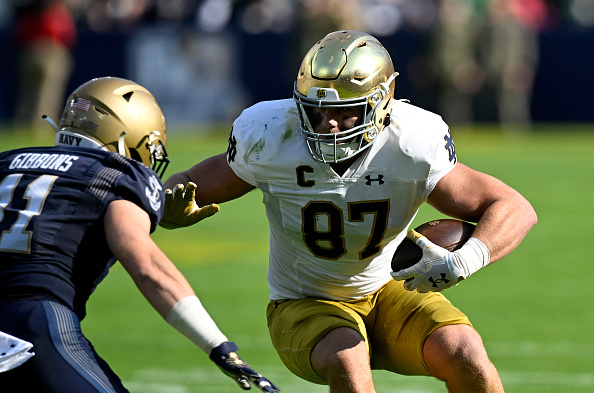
[166,296,228,354]
[454,237,490,278]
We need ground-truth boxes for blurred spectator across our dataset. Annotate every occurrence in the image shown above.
[291,0,363,70]
[13,0,76,132]
[0,0,586,126]
[568,0,594,27]
[483,0,549,128]
[238,0,295,35]
[84,0,150,33]
[430,0,488,125]
[431,0,550,128]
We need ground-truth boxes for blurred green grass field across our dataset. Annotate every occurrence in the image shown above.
[3,124,594,392]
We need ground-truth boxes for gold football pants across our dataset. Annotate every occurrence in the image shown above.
[266,279,471,384]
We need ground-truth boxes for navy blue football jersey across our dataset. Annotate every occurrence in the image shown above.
[0,146,164,320]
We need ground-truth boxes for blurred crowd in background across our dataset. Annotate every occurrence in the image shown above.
[1,0,592,133]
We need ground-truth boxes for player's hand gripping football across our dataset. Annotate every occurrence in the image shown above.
[210,342,280,392]
[391,229,465,292]
[159,182,219,229]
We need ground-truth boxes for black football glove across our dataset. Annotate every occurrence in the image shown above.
[210,342,280,392]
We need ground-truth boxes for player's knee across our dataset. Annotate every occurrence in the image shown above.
[424,324,494,382]
[311,327,369,380]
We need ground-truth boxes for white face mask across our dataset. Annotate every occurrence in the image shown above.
[295,84,389,164]
[316,139,360,162]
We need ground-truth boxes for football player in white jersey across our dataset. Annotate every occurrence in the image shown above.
[162,31,537,392]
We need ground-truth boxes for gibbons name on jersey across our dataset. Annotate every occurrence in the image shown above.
[8,153,79,172]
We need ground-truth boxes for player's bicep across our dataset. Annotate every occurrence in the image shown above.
[104,199,154,266]
[428,163,503,222]
[105,199,195,317]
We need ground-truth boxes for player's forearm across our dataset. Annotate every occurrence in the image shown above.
[429,164,537,264]
[134,271,228,353]
[166,296,228,354]
[472,195,537,263]
[164,154,254,206]
[124,249,228,354]
[123,249,195,318]
[163,171,193,190]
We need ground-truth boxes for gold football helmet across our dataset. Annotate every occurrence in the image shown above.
[53,76,169,177]
[294,30,398,163]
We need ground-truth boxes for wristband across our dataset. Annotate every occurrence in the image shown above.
[166,296,228,354]
[454,237,490,278]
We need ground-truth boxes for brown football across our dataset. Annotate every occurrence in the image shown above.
[391,219,476,271]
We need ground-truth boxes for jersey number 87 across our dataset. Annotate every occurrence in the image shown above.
[302,199,390,261]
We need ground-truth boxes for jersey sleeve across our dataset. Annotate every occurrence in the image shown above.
[226,100,295,186]
[426,125,457,195]
[108,155,165,233]
[226,121,258,186]
[393,101,458,200]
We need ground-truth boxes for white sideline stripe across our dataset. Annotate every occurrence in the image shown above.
[124,366,594,390]
[132,368,228,383]
[487,341,594,358]
[501,371,594,387]
[124,382,187,393]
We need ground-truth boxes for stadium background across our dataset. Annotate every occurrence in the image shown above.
[2,1,594,392]
[0,0,593,127]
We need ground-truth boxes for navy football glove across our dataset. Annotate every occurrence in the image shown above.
[210,342,280,392]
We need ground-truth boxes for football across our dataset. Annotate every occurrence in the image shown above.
[391,219,476,271]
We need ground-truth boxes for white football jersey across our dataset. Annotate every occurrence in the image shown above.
[228,98,457,300]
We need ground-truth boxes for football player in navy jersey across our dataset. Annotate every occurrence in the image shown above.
[0,77,279,393]
[161,31,537,392]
